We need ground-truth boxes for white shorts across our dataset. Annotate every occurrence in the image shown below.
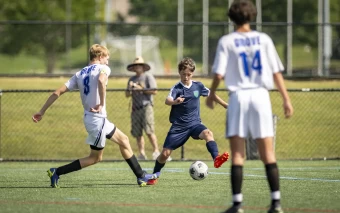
[83,114,115,148]
[226,88,274,139]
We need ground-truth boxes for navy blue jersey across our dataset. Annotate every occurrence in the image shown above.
[167,81,210,126]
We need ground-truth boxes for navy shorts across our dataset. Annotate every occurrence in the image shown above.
[163,123,207,150]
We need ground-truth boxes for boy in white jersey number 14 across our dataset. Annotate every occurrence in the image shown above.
[206,1,293,213]
[32,44,155,188]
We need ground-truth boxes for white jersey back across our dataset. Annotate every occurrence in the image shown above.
[65,64,111,117]
[212,31,283,91]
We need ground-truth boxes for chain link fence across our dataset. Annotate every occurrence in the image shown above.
[1,21,340,77]
[0,88,339,161]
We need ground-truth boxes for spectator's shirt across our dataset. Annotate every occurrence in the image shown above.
[167,80,209,127]
[212,31,284,91]
[127,72,157,109]
[65,64,111,118]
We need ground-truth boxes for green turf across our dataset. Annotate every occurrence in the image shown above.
[0,161,339,213]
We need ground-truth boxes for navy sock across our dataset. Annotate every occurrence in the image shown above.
[56,160,81,176]
[206,141,219,160]
[153,159,165,173]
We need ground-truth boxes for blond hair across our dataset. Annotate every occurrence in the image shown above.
[89,44,109,61]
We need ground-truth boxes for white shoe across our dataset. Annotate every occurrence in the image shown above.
[166,156,172,162]
[138,154,147,160]
[152,151,160,160]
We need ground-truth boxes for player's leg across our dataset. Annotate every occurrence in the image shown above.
[146,147,172,185]
[223,90,248,212]
[229,136,246,211]
[195,125,229,168]
[108,126,154,186]
[250,88,282,212]
[47,145,104,188]
[47,115,108,188]
[257,137,283,213]
[147,127,189,185]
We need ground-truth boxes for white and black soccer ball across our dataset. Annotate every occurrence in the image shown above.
[189,161,208,181]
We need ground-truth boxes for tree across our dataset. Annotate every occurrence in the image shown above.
[127,0,340,68]
[0,0,97,73]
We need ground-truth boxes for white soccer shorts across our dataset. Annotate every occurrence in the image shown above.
[83,114,115,148]
[226,88,274,139]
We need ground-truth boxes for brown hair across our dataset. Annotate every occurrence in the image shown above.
[178,57,196,72]
[228,0,257,26]
[89,44,109,61]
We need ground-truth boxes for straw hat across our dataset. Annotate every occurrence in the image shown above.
[127,56,151,72]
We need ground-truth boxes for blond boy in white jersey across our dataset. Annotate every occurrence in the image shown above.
[206,1,293,213]
[32,44,155,188]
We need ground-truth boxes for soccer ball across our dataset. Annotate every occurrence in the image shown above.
[189,161,208,180]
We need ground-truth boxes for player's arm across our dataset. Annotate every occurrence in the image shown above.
[266,35,293,118]
[206,73,223,109]
[212,93,228,109]
[273,73,293,118]
[32,85,69,123]
[90,72,107,113]
[165,96,185,106]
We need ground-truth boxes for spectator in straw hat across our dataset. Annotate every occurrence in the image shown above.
[125,56,167,161]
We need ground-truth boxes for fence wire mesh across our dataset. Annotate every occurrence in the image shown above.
[0,89,339,161]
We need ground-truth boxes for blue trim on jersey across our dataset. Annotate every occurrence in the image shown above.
[168,81,209,126]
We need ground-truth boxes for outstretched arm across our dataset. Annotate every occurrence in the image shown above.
[32,85,69,122]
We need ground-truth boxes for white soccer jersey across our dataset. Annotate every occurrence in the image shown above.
[65,64,111,118]
[212,31,284,91]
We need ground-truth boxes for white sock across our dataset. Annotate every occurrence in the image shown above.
[233,193,243,202]
[271,191,281,200]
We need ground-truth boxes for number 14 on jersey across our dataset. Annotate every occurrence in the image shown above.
[239,50,262,77]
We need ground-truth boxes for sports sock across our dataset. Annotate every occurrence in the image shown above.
[265,163,281,207]
[56,159,81,176]
[153,159,165,173]
[206,141,219,160]
[125,155,144,178]
[231,165,243,206]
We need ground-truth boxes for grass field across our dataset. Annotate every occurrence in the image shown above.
[0,161,339,213]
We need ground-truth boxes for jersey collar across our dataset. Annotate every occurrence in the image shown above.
[180,80,192,88]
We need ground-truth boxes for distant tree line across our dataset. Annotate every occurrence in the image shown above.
[0,0,340,73]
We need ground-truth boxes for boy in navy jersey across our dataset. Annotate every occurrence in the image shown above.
[147,57,229,185]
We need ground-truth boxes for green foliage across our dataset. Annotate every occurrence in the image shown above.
[0,0,97,73]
